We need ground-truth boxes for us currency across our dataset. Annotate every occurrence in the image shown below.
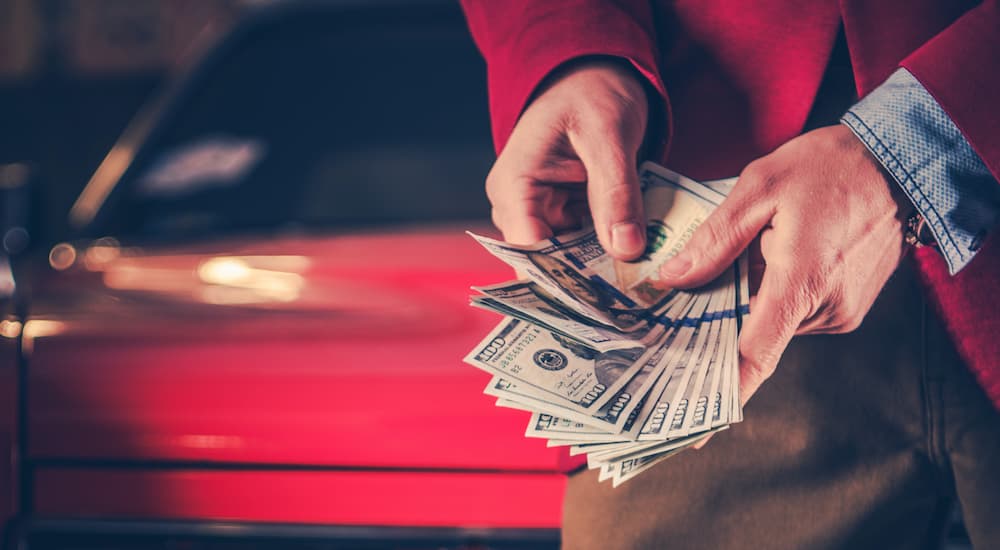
[485,377,610,429]
[550,264,746,481]
[607,429,725,487]
[465,318,658,413]
[680,282,732,435]
[521,292,709,438]
[470,280,676,352]
[465,161,749,486]
[468,230,666,332]
[467,164,723,332]
[613,163,727,294]
[509,282,729,454]
[631,269,738,441]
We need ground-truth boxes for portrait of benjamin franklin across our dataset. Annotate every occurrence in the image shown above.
[551,332,637,388]
[525,250,612,311]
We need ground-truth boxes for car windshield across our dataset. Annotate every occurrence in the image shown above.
[96,7,494,240]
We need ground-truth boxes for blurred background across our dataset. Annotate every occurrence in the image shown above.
[1,0,249,244]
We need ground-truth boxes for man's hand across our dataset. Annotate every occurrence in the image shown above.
[659,125,912,406]
[486,59,650,259]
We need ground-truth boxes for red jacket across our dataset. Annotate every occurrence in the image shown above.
[461,0,1000,410]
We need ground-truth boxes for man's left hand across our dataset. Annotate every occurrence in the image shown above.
[658,124,913,406]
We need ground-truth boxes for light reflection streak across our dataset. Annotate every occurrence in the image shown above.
[97,254,310,305]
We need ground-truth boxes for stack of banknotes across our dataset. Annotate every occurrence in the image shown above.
[464,162,750,486]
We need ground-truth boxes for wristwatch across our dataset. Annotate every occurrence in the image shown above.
[904,211,938,249]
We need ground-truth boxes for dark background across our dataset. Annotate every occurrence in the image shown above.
[1,0,247,245]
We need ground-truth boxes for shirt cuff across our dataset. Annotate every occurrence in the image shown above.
[841,68,999,275]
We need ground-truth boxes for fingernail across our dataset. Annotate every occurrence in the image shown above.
[660,251,692,279]
[611,222,645,256]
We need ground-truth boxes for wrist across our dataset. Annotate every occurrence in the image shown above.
[840,124,927,251]
[531,55,649,139]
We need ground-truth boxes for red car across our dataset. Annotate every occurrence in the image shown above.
[1,2,566,548]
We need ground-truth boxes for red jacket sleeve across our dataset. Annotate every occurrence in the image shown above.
[459,0,669,154]
[901,0,1000,181]
[901,0,1000,410]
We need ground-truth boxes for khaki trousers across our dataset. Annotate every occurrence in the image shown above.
[562,261,1000,549]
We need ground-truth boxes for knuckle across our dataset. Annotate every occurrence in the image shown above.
[703,216,738,251]
[738,159,783,200]
[589,176,638,220]
[739,160,768,189]
[591,171,633,201]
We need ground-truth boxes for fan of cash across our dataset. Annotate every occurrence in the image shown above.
[464,162,750,487]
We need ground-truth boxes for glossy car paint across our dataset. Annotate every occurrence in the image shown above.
[24,229,566,528]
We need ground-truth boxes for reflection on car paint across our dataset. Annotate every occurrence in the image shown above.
[137,135,266,198]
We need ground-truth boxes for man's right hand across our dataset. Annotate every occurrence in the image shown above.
[485,59,650,261]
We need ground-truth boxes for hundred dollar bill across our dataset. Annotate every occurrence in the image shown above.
[467,164,727,328]
[662,275,734,439]
[584,425,726,466]
[471,280,681,352]
[465,162,750,486]
[525,414,623,443]
[734,251,751,422]
[679,281,733,436]
[608,429,724,487]
[466,318,654,413]
[490,379,629,436]
[486,377,609,430]
[625,278,732,442]
[626,292,713,440]
[468,230,667,331]
[613,163,726,295]
[520,291,705,439]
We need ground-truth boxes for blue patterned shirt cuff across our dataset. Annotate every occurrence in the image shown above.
[841,68,999,275]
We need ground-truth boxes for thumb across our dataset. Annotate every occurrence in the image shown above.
[573,129,647,261]
[658,189,771,288]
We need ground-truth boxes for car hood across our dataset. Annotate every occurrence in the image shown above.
[28,224,507,341]
[23,224,570,473]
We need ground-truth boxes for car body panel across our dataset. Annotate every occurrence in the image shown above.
[28,229,566,472]
[35,469,564,528]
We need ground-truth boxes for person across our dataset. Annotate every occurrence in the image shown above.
[460,1,1000,548]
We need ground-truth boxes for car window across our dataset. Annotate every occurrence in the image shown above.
[97,7,494,240]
